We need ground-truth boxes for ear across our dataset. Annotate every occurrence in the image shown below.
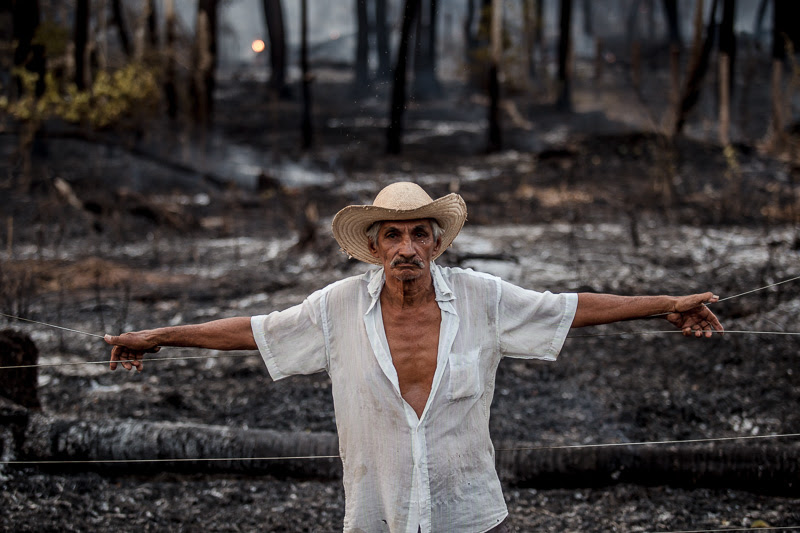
[433,237,442,253]
[368,238,380,257]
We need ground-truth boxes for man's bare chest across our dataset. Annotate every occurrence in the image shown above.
[381,304,441,415]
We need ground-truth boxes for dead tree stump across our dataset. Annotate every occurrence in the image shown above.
[0,329,40,411]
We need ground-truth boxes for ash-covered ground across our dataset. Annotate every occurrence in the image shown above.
[2,73,800,531]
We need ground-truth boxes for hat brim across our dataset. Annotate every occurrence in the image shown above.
[331,193,467,265]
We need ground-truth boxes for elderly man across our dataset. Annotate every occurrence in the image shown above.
[105,182,723,533]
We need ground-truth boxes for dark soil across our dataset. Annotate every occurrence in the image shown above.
[1,68,800,532]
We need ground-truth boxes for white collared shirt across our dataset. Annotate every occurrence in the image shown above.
[251,263,577,533]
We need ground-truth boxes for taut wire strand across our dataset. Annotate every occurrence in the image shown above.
[0,312,105,338]
[494,432,800,452]
[0,352,256,370]
[654,527,800,533]
[568,329,800,339]
[715,274,800,303]
[653,527,800,533]
[0,274,797,369]
[0,330,797,370]
[3,432,799,465]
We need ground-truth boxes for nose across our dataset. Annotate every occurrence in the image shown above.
[397,234,415,256]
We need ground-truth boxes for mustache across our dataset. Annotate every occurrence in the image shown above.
[390,257,424,268]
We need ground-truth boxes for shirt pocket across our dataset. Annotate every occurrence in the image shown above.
[447,348,483,401]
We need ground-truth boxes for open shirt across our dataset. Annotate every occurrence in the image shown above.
[251,263,577,533]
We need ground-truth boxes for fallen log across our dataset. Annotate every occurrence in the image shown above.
[12,416,800,495]
[19,414,341,479]
[495,439,800,496]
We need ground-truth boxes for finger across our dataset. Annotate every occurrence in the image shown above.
[709,315,724,334]
[109,345,123,371]
[117,348,134,371]
[104,334,118,346]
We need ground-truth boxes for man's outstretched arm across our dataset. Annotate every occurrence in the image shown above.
[571,292,724,337]
[105,316,257,371]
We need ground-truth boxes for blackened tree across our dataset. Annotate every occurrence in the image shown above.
[74,0,89,90]
[673,0,718,136]
[413,0,442,100]
[12,0,45,97]
[111,0,132,58]
[263,0,289,98]
[191,0,219,124]
[718,0,735,145]
[354,0,370,93]
[301,0,313,148]
[375,0,392,80]
[386,0,421,154]
[556,0,573,111]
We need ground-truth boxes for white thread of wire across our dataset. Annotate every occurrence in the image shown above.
[715,274,800,302]
[568,329,800,339]
[3,431,799,466]
[653,527,800,533]
[0,274,797,370]
[0,352,256,370]
[1,327,797,370]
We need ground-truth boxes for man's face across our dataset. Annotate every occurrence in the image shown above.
[368,219,441,282]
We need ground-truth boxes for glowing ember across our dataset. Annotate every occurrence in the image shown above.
[251,39,266,53]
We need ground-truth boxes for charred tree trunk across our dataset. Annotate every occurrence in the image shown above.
[663,0,682,116]
[354,0,370,93]
[581,0,592,36]
[74,0,90,91]
[495,440,800,495]
[386,0,420,154]
[191,0,219,124]
[556,0,573,112]
[673,0,718,137]
[301,0,313,149]
[14,415,800,494]
[486,0,502,152]
[263,0,289,99]
[375,0,391,80]
[464,0,478,66]
[20,415,341,479]
[0,330,40,410]
[753,0,768,38]
[164,0,178,119]
[413,0,442,100]
[12,0,45,98]
[662,0,682,46]
[146,0,158,49]
[718,0,735,145]
[522,0,536,78]
[111,0,132,58]
[766,0,789,149]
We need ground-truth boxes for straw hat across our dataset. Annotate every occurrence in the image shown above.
[332,182,467,265]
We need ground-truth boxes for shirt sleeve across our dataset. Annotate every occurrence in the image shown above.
[251,288,328,380]
[497,280,578,361]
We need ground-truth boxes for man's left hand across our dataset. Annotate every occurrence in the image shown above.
[665,293,724,337]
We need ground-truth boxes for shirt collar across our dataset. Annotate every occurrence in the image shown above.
[366,262,456,313]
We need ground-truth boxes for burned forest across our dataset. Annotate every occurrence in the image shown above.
[1,0,800,531]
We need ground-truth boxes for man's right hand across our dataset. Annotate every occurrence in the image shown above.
[105,332,161,372]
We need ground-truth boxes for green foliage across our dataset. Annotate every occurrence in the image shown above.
[1,63,160,129]
[31,20,70,58]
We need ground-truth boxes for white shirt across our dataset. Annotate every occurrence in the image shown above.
[251,263,577,533]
